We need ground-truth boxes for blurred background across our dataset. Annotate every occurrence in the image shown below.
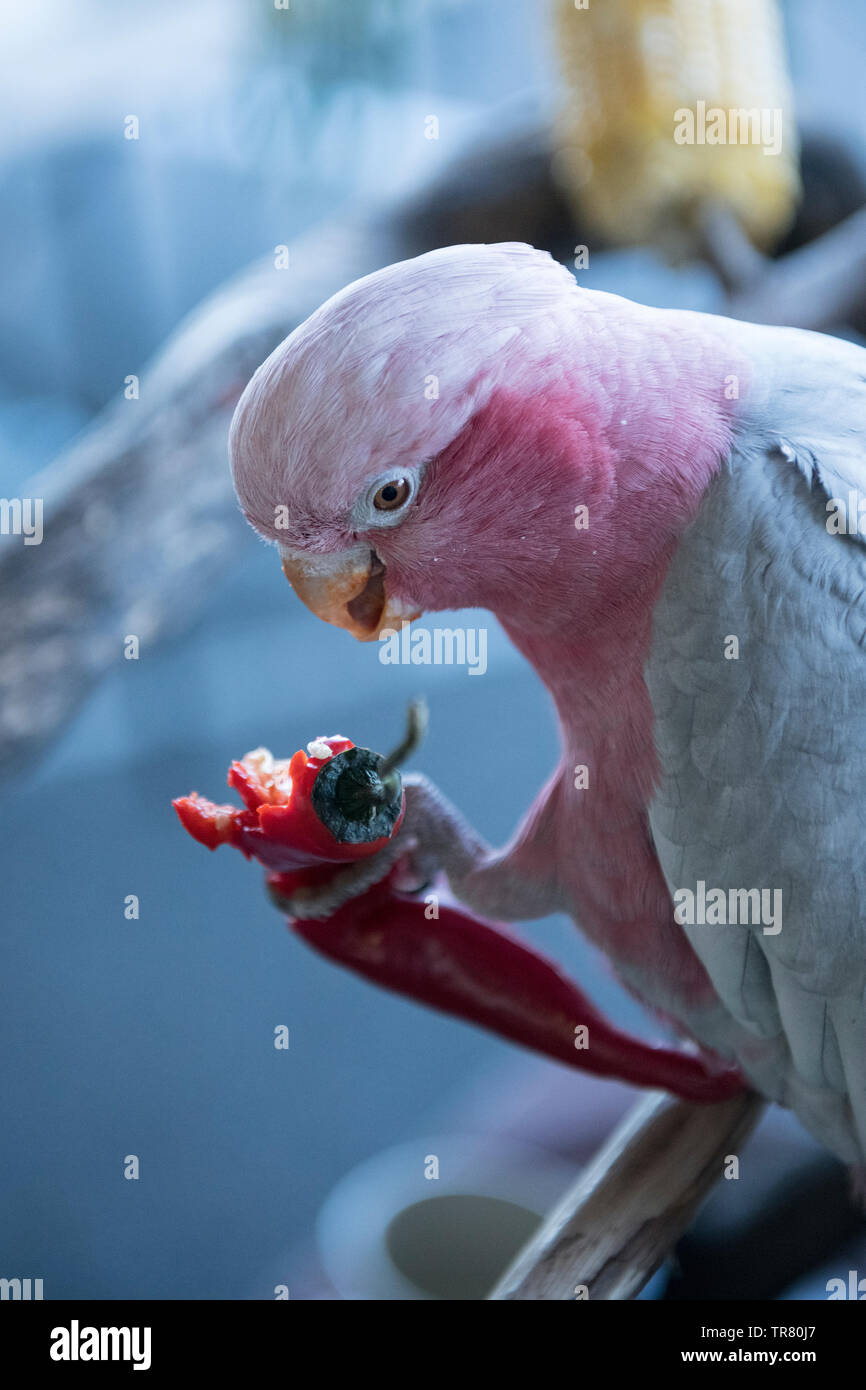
[1,0,866,1300]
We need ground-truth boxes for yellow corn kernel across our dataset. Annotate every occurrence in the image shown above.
[551,0,801,253]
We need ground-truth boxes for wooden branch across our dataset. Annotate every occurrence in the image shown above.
[695,194,866,335]
[0,103,562,780]
[0,214,413,778]
[728,204,866,332]
[696,200,768,297]
[488,1089,765,1301]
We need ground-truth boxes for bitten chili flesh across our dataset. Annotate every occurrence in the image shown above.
[173,735,403,892]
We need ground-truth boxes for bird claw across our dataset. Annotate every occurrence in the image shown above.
[268,770,476,919]
[268,832,413,920]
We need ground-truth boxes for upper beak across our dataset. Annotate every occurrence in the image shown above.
[279,541,421,642]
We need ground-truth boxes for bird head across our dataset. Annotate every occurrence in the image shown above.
[229,242,599,642]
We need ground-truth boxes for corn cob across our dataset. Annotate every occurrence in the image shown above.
[551,0,801,254]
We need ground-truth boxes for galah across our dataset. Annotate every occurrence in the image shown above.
[229,241,866,1166]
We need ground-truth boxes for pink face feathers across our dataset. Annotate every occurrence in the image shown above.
[229,243,580,546]
[229,241,745,634]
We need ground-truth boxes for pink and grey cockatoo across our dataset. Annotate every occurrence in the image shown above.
[229,241,866,1165]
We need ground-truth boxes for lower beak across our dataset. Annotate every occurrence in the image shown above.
[279,542,421,642]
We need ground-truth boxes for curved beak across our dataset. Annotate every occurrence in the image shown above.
[279,542,421,642]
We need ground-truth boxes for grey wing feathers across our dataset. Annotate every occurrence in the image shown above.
[645,323,866,1162]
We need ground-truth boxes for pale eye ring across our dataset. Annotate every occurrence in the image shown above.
[373,477,411,512]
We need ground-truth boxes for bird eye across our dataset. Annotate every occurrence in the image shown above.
[373,477,411,512]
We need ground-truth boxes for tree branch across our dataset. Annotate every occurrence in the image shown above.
[488,1089,765,1301]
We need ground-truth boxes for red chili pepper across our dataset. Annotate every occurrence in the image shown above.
[174,726,744,1104]
[285,866,743,1103]
[173,734,404,893]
